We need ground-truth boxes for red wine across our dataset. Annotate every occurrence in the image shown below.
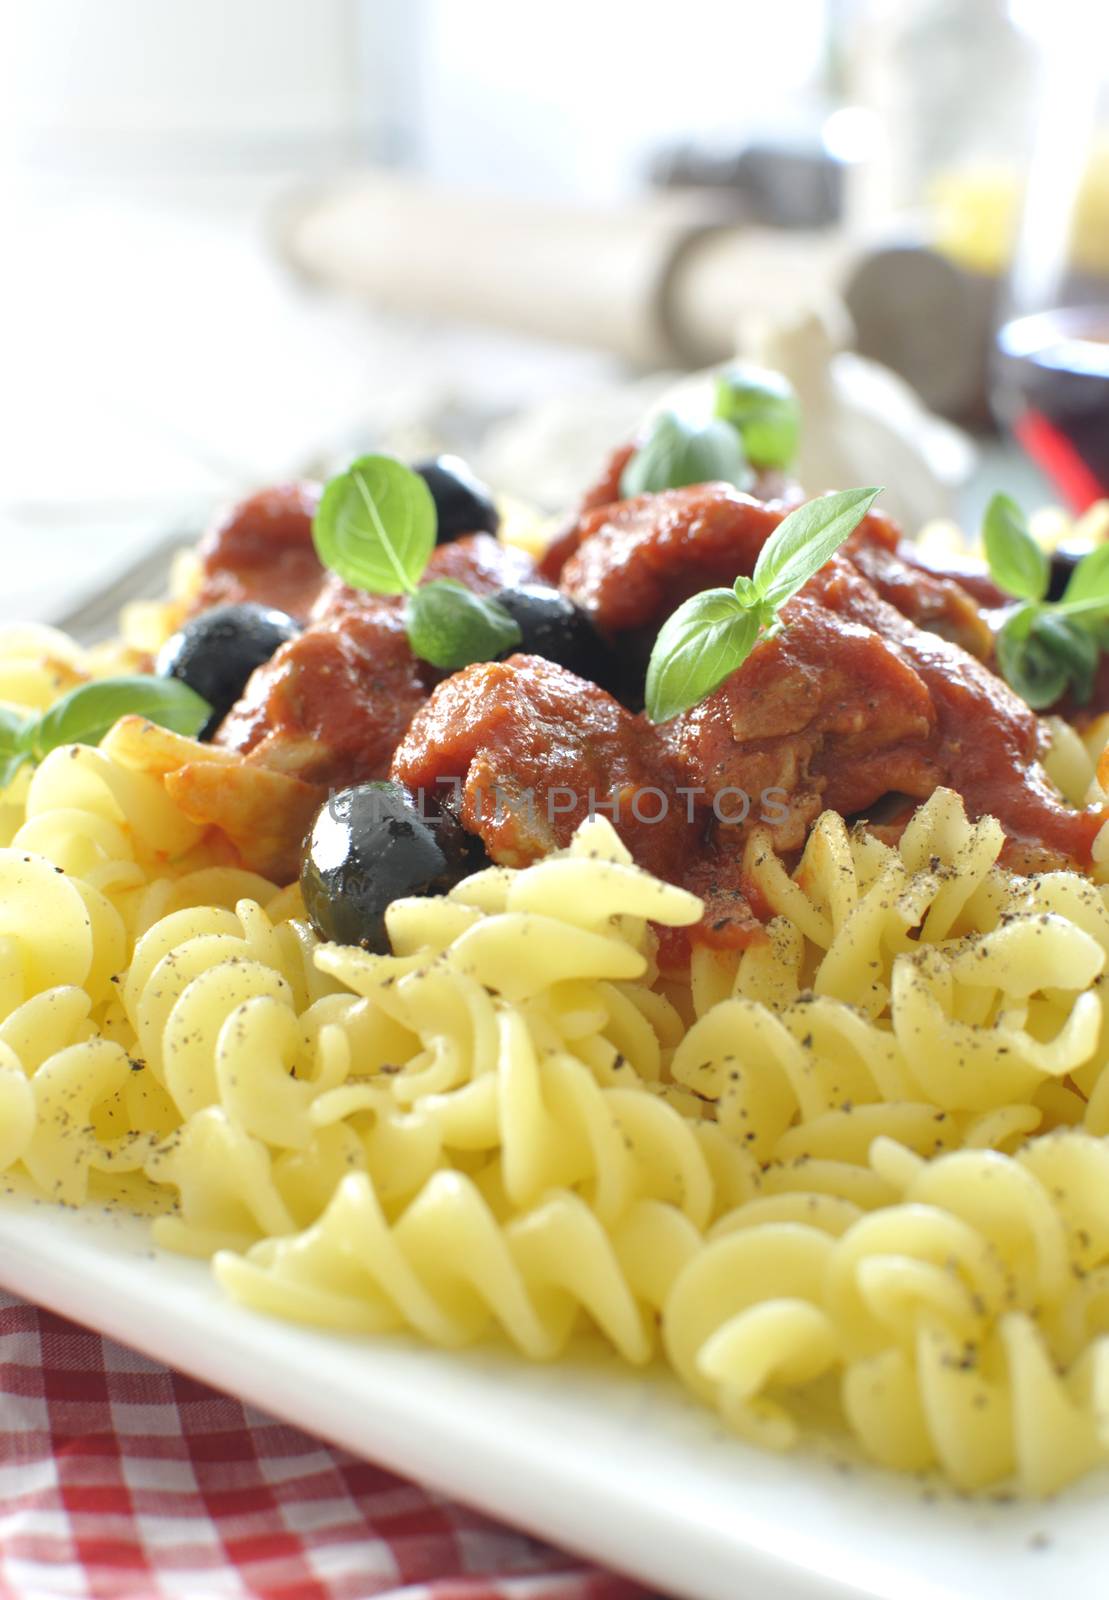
[995,308,1109,511]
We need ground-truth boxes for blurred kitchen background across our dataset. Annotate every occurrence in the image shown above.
[2,0,1108,622]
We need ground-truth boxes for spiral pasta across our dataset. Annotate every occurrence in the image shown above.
[666,1134,1109,1495]
[5,642,1109,1497]
[0,623,89,715]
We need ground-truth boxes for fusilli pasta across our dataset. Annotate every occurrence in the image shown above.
[4,658,1109,1495]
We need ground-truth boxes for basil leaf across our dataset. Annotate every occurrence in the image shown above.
[645,589,759,723]
[713,364,800,470]
[0,706,35,789]
[642,483,884,721]
[406,580,522,671]
[997,598,1037,646]
[33,676,212,757]
[995,607,1070,709]
[313,455,437,596]
[1055,595,1109,624]
[620,413,752,498]
[982,493,1049,603]
[752,487,882,610]
[0,749,31,790]
[1061,542,1109,611]
[1033,613,1099,703]
[0,705,33,749]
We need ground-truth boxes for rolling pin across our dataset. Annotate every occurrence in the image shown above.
[276,172,848,370]
[277,172,996,421]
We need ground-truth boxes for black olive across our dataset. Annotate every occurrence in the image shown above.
[414,455,500,543]
[493,583,624,695]
[157,603,300,739]
[301,781,487,953]
[1047,545,1088,602]
[611,626,652,713]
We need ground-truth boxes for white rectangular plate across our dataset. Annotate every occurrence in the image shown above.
[0,1188,1103,1600]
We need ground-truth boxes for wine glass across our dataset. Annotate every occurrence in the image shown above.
[991,11,1109,511]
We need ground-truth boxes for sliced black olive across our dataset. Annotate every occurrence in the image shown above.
[156,602,301,739]
[301,781,487,953]
[414,455,500,543]
[493,583,624,695]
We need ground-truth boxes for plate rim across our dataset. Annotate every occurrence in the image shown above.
[1,1189,1097,1600]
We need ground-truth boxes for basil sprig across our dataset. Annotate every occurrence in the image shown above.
[984,493,1109,709]
[620,367,801,497]
[312,455,521,669]
[983,493,1049,601]
[0,676,211,790]
[713,364,801,471]
[405,579,522,671]
[620,412,753,498]
[313,455,437,594]
[644,486,881,722]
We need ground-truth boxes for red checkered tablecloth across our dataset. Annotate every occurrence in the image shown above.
[0,1293,654,1600]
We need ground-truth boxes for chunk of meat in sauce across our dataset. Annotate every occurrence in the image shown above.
[662,572,940,852]
[812,559,1104,869]
[391,655,771,950]
[216,599,428,789]
[560,485,777,630]
[846,516,996,658]
[391,655,692,872]
[538,442,797,584]
[310,533,535,623]
[578,442,639,516]
[214,535,538,791]
[667,555,1103,870]
[557,483,993,660]
[193,483,325,621]
[538,443,636,582]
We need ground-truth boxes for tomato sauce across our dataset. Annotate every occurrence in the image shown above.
[193,466,1108,950]
[311,534,534,624]
[391,654,691,874]
[211,532,537,788]
[193,483,325,621]
[557,483,999,665]
[216,600,431,790]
